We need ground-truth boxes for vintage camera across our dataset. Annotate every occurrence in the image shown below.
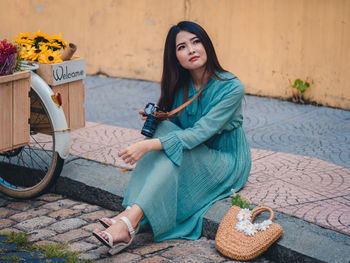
[141,103,161,138]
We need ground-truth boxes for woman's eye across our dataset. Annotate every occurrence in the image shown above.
[177,45,185,50]
[193,39,201,44]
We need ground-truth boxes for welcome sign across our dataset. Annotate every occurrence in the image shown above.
[37,57,86,86]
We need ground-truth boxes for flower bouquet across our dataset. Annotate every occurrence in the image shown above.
[0,39,18,76]
[13,30,68,64]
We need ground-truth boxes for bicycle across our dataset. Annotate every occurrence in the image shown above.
[0,62,70,199]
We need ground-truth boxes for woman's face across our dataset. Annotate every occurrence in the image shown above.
[175,30,207,72]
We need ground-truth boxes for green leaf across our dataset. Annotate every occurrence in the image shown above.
[293,79,301,89]
[293,79,310,93]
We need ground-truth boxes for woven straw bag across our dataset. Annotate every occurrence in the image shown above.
[215,205,283,261]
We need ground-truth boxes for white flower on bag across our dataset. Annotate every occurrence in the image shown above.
[257,219,272,231]
[235,220,250,232]
[235,208,272,236]
[244,223,257,236]
[237,208,251,221]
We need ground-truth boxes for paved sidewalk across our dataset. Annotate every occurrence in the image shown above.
[70,122,350,236]
[0,193,273,262]
[84,76,350,169]
[81,75,350,234]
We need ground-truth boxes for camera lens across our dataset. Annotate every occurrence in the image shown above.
[141,114,159,138]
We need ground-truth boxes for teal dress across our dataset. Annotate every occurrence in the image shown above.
[123,71,251,241]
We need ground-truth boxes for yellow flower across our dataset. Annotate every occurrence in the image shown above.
[26,45,48,61]
[47,42,62,51]
[38,49,62,64]
[32,30,47,39]
[19,32,31,39]
[50,33,68,49]
[13,31,67,62]
[32,30,50,47]
[13,32,33,46]
[19,45,32,60]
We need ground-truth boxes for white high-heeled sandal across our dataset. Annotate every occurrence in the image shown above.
[93,216,139,255]
[98,206,132,228]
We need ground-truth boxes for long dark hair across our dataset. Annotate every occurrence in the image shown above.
[158,21,226,111]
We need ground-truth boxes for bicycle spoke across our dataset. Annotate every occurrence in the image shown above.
[23,145,49,172]
[0,88,59,193]
[30,135,54,158]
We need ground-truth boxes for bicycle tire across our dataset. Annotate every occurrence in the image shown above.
[0,88,64,199]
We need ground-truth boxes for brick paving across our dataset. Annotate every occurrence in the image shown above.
[80,75,350,237]
[0,193,273,262]
[69,122,350,236]
[84,76,350,169]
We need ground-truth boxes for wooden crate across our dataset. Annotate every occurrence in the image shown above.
[0,70,31,152]
[36,58,86,130]
[36,57,85,86]
[51,80,85,130]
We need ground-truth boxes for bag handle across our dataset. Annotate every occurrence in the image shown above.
[250,206,274,222]
[154,83,205,120]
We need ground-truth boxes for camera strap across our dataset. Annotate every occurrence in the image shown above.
[154,83,205,120]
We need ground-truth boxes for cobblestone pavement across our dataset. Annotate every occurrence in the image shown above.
[0,193,273,262]
[69,122,350,236]
[84,76,350,169]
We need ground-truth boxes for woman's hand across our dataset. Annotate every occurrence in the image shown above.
[118,139,162,165]
[139,110,147,121]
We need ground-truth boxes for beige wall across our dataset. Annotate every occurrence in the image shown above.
[1,0,349,109]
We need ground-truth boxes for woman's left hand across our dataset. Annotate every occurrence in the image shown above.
[118,139,162,165]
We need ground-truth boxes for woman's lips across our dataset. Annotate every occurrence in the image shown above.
[189,56,199,62]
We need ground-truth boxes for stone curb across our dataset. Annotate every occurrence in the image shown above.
[51,157,350,263]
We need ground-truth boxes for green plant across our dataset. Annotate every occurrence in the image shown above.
[14,44,22,72]
[0,255,20,262]
[0,231,91,263]
[3,232,31,248]
[34,243,83,263]
[293,78,310,93]
[230,189,250,209]
[289,78,310,103]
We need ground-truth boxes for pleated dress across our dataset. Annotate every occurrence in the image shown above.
[122,71,251,241]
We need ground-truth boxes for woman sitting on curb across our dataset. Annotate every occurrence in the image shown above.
[93,20,251,254]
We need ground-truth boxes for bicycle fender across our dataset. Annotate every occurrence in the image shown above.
[30,72,70,159]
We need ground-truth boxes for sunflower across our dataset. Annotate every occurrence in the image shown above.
[19,45,33,60]
[32,30,50,48]
[50,33,68,49]
[47,41,62,51]
[13,30,68,62]
[26,44,48,61]
[38,49,62,64]
[13,32,33,46]
[19,32,31,39]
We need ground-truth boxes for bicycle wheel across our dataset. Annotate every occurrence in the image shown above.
[0,88,64,199]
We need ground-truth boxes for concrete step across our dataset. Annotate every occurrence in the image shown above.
[52,157,350,263]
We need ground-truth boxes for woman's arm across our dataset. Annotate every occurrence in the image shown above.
[159,82,245,166]
[118,139,162,165]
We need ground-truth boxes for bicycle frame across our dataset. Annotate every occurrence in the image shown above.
[30,71,69,159]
